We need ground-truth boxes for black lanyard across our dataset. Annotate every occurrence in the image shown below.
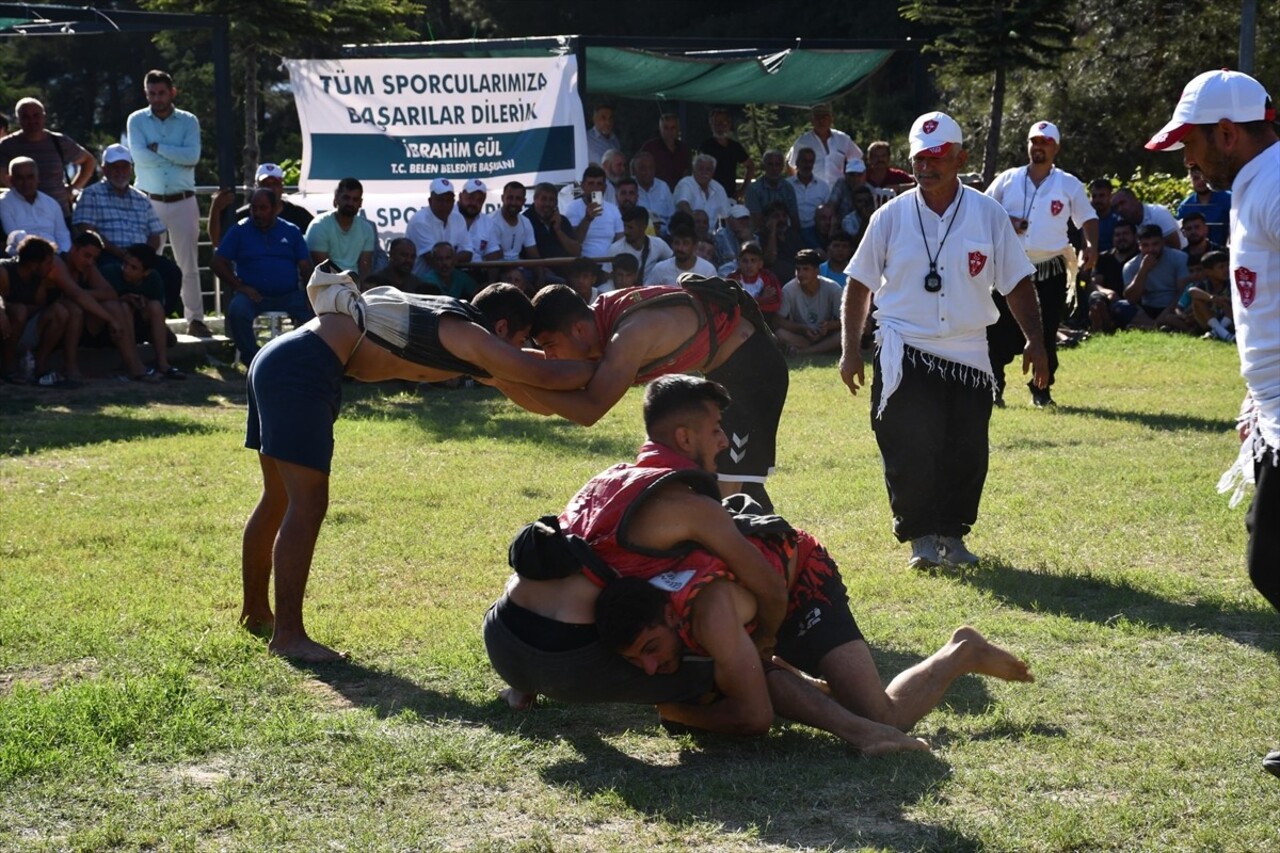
[914,185,964,292]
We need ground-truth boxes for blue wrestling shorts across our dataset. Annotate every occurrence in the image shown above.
[245,328,345,474]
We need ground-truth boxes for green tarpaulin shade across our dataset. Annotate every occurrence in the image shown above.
[583,46,892,106]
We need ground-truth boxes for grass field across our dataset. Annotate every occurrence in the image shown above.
[1,332,1275,852]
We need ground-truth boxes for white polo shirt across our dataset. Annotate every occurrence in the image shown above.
[1231,140,1280,454]
[0,189,71,252]
[787,175,831,229]
[1140,202,1186,248]
[405,206,473,258]
[986,166,1096,263]
[637,180,676,231]
[846,181,1034,415]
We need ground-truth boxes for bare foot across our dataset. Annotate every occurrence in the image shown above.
[239,611,274,639]
[268,636,348,663]
[951,626,1034,682]
[861,726,932,757]
[500,687,537,711]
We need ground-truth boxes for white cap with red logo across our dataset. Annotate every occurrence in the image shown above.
[909,111,963,158]
[1146,69,1275,151]
[1028,121,1060,144]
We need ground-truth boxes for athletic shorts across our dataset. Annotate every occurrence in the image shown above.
[707,328,789,483]
[774,534,864,676]
[245,328,344,474]
[483,594,715,705]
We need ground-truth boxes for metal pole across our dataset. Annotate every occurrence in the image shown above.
[1239,0,1256,73]
[211,17,235,188]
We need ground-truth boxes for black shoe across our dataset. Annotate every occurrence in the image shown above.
[1030,386,1055,408]
[993,393,1006,409]
[1264,749,1280,778]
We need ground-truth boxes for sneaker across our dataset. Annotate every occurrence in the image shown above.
[908,536,941,570]
[936,536,980,566]
[1030,386,1055,408]
[186,319,214,338]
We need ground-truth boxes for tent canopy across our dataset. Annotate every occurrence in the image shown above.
[343,35,907,107]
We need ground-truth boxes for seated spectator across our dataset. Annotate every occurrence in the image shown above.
[840,185,877,248]
[456,178,490,255]
[787,147,830,248]
[713,204,755,272]
[103,244,184,379]
[609,253,640,289]
[695,235,718,267]
[71,143,181,316]
[601,149,629,203]
[1176,166,1231,246]
[1089,178,1122,253]
[362,237,438,295]
[649,215,717,282]
[640,113,692,191]
[745,149,801,233]
[828,157,868,222]
[0,157,70,251]
[775,248,842,355]
[525,181,582,278]
[608,206,672,283]
[406,178,474,266]
[787,103,861,188]
[760,199,804,283]
[862,140,915,193]
[1179,211,1223,266]
[423,241,480,300]
[812,203,837,252]
[304,178,375,280]
[1160,250,1233,339]
[727,241,782,328]
[565,165,623,260]
[210,188,314,364]
[61,231,155,381]
[673,153,732,226]
[565,257,603,302]
[699,108,754,199]
[820,231,855,286]
[631,151,676,235]
[1086,219,1140,332]
[1,234,121,385]
[208,163,314,249]
[0,97,96,222]
[1115,224,1190,329]
[500,266,532,296]
[1113,186,1184,250]
[611,177,654,237]
[482,181,541,287]
[586,103,621,166]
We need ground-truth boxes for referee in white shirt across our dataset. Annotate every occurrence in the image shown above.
[839,112,1048,571]
[1147,69,1280,777]
[985,121,1098,407]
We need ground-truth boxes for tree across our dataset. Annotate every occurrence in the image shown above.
[900,0,1073,182]
[140,0,422,185]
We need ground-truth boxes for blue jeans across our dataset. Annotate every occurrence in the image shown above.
[226,289,315,363]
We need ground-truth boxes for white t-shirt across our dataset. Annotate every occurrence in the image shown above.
[565,198,624,257]
[637,180,676,231]
[1141,202,1186,248]
[985,166,1096,262]
[485,210,537,261]
[608,234,673,282]
[787,175,831,228]
[649,255,717,284]
[0,189,70,252]
[788,129,863,189]
[780,276,843,327]
[672,176,732,225]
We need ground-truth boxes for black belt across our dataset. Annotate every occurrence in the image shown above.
[146,190,194,202]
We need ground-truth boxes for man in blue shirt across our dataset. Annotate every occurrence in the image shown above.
[126,70,207,336]
[211,189,314,363]
[1175,166,1232,246]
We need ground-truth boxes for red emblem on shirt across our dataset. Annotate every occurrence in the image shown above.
[1050,200,1064,216]
[923,119,938,134]
[968,250,988,277]
[1235,266,1257,307]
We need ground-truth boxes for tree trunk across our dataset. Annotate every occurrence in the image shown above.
[242,43,260,187]
[984,64,1006,186]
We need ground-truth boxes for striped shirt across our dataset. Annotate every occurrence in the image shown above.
[72,180,165,247]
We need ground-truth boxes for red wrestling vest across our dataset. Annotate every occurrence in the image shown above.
[592,286,742,383]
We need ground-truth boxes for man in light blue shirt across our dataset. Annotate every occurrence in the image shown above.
[126,69,207,336]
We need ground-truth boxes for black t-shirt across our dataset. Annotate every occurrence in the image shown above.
[523,208,575,259]
[700,137,750,199]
